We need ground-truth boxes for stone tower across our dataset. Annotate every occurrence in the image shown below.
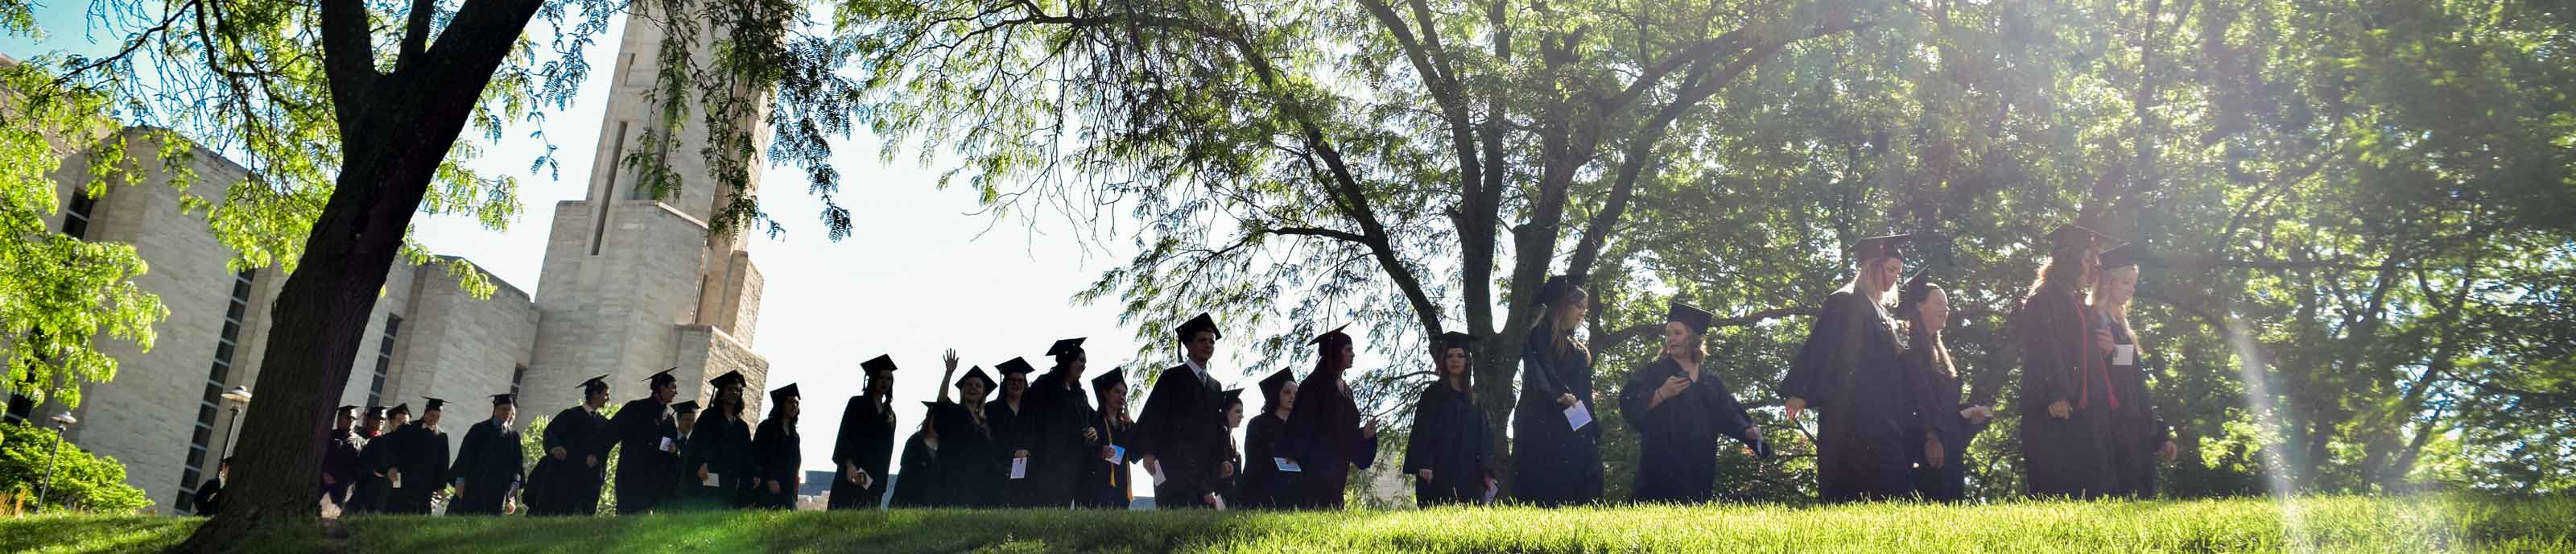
[524,7,772,416]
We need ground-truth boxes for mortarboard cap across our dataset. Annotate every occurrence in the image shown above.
[1538,274,1589,306]
[1853,234,1911,261]
[1257,368,1295,405]
[671,400,700,414]
[1046,337,1087,358]
[488,394,514,406]
[770,382,799,402]
[711,370,747,388]
[422,397,449,412]
[1437,331,1475,351]
[578,374,611,393]
[861,355,897,374]
[645,367,679,387]
[1176,312,1221,341]
[2098,243,2138,269]
[1667,300,1715,334]
[2050,224,2106,252]
[955,366,997,391]
[1308,324,1351,346]
[1089,367,1126,391]
[995,358,1037,376]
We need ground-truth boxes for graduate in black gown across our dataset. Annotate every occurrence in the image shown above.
[382,397,455,514]
[321,406,365,509]
[830,355,899,510]
[1513,275,1604,506]
[603,369,681,514]
[1279,325,1381,509]
[1406,332,1500,506]
[680,371,758,511]
[1024,339,1100,508]
[1238,368,1298,509]
[1620,302,1772,504]
[931,358,1002,507]
[888,402,943,508]
[1781,234,1917,502]
[1136,313,1228,510]
[2010,225,2114,498]
[750,383,803,509]
[1897,272,1995,502]
[192,457,229,516]
[1212,388,1247,509]
[664,400,704,508]
[535,375,613,515]
[349,404,407,514]
[988,357,1040,506]
[449,394,525,515]
[2091,245,2178,498]
[1076,368,1137,509]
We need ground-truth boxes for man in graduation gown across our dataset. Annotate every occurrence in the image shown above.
[1621,302,1772,503]
[2010,224,2114,498]
[1781,234,1918,502]
[1239,367,1298,509]
[681,371,758,511]
[1077,368,1137,509]
[449,394,525,515]
[1135,312,1228,509]
[193,457,229,515]
[321,405,366,508]
[382,397,455,515]
[663,400,704,507]
[750,382,803,509]
[1406,332,1500,506]
[1281,325,1381,509]
[1023,340,1099,508]
[987,357,1041,506]
[603,369,682,514]
[830,355,899,510]
[536,375,614,515]
[349,404,407,514]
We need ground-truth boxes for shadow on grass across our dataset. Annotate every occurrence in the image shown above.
[0,515,197,554]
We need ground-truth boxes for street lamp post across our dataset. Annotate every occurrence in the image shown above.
[38,411,78,511]
[217,386,253,464]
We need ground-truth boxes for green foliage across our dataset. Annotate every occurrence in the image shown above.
[0,62,169,411]
[0,422,151,515]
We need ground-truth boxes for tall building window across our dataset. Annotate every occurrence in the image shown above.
[364,315,403,407]
[510,364,527,399]
[7,191,105,423]
[178,270,254,513]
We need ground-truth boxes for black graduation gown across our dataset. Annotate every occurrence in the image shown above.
[192,478,224,516]
[1135,363,1223,509]
[1213,432,1243,508]
[1238,412,1297,509]
[1781,291,1915,502]
[1904,339,1988,502]
[1022,372,1096,508]
[448,419,523,515]
[602,398,675,514]
[1278,372,1378,509]
[750,416,802,509]
[321,428,365,506]
[2099,320,2168,498]
[1620,358,1765,504]
[929,403,1001,507]
[536,406,609,515]
[1513,325,1603,506]
[2011,287,2111,498]
[828,396,896,510]
[889,431,939,508]
[675,412,756,511]
[348,429,393,513]
[381,424,451,514]
[1075,410,1136,509]
[985,397,1038,506]
[1405,383,1496,506]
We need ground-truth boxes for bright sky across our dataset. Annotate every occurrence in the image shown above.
[4,8,1315,484]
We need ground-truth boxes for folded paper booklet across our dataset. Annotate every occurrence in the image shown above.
[1565,401,1593,431]
[1274,457,1302,472]
[1108,445,1125,464]
[660,437,675,453]
[2114,344,2137,366]
[1212,494,1228,511]
[1010,457,1029,479]
[390,474,403,489]
[704,472,720,487]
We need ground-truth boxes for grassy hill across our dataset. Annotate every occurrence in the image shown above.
[6,495,2571,553]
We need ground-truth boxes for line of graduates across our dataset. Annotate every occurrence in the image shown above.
[304,225,2174,514]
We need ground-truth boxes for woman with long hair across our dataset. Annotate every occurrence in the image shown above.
[888,402,942,508]
[1897,271,1994,501]
[1025,338,1100,509]
[2091,245,2178,498]
[1240,367,1299,508]
[1406,332,1500,506]
[2009,224,2116,498]
[1077,367,1138,509]
[930,350,1002,507]
[1279,325,1381,509]
[828,355,899,510]
[1620,300,1771,503]
[678,371,755,511]
[1513,274,1604,505]
[750,383,803,509]
[1782,234,1920,502]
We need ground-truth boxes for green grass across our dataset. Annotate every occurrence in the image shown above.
[6,496,2572,553]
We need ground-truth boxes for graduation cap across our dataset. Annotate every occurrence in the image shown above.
[1437,331,1475,352]
[1257,368,1295,407]
[1176,312,1221,341]
[1852,233,1911,261]
[488,394,515,406]
[365,406,387,419]
[1667,301,1716,334]
[1088,366,1126,391]
[2098,243,2138,269]
[1046,337,1087,358]
[389,403,412,416]
[671,400,700,415]
[770,382,799,402]
[1309,324,1351,346]
[710,370,747,389]
[1896,269,1938,317]
[861,354,898,374]
[578,374,611,394]
[995,358,1037,377]
[955,366,997,392]
[2050,223,2106,252]
[644,367,679,387]
[1538,274,1588,306]
[1218,387,1246,409]
[336,404,360,414]
[422,397,449,412]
